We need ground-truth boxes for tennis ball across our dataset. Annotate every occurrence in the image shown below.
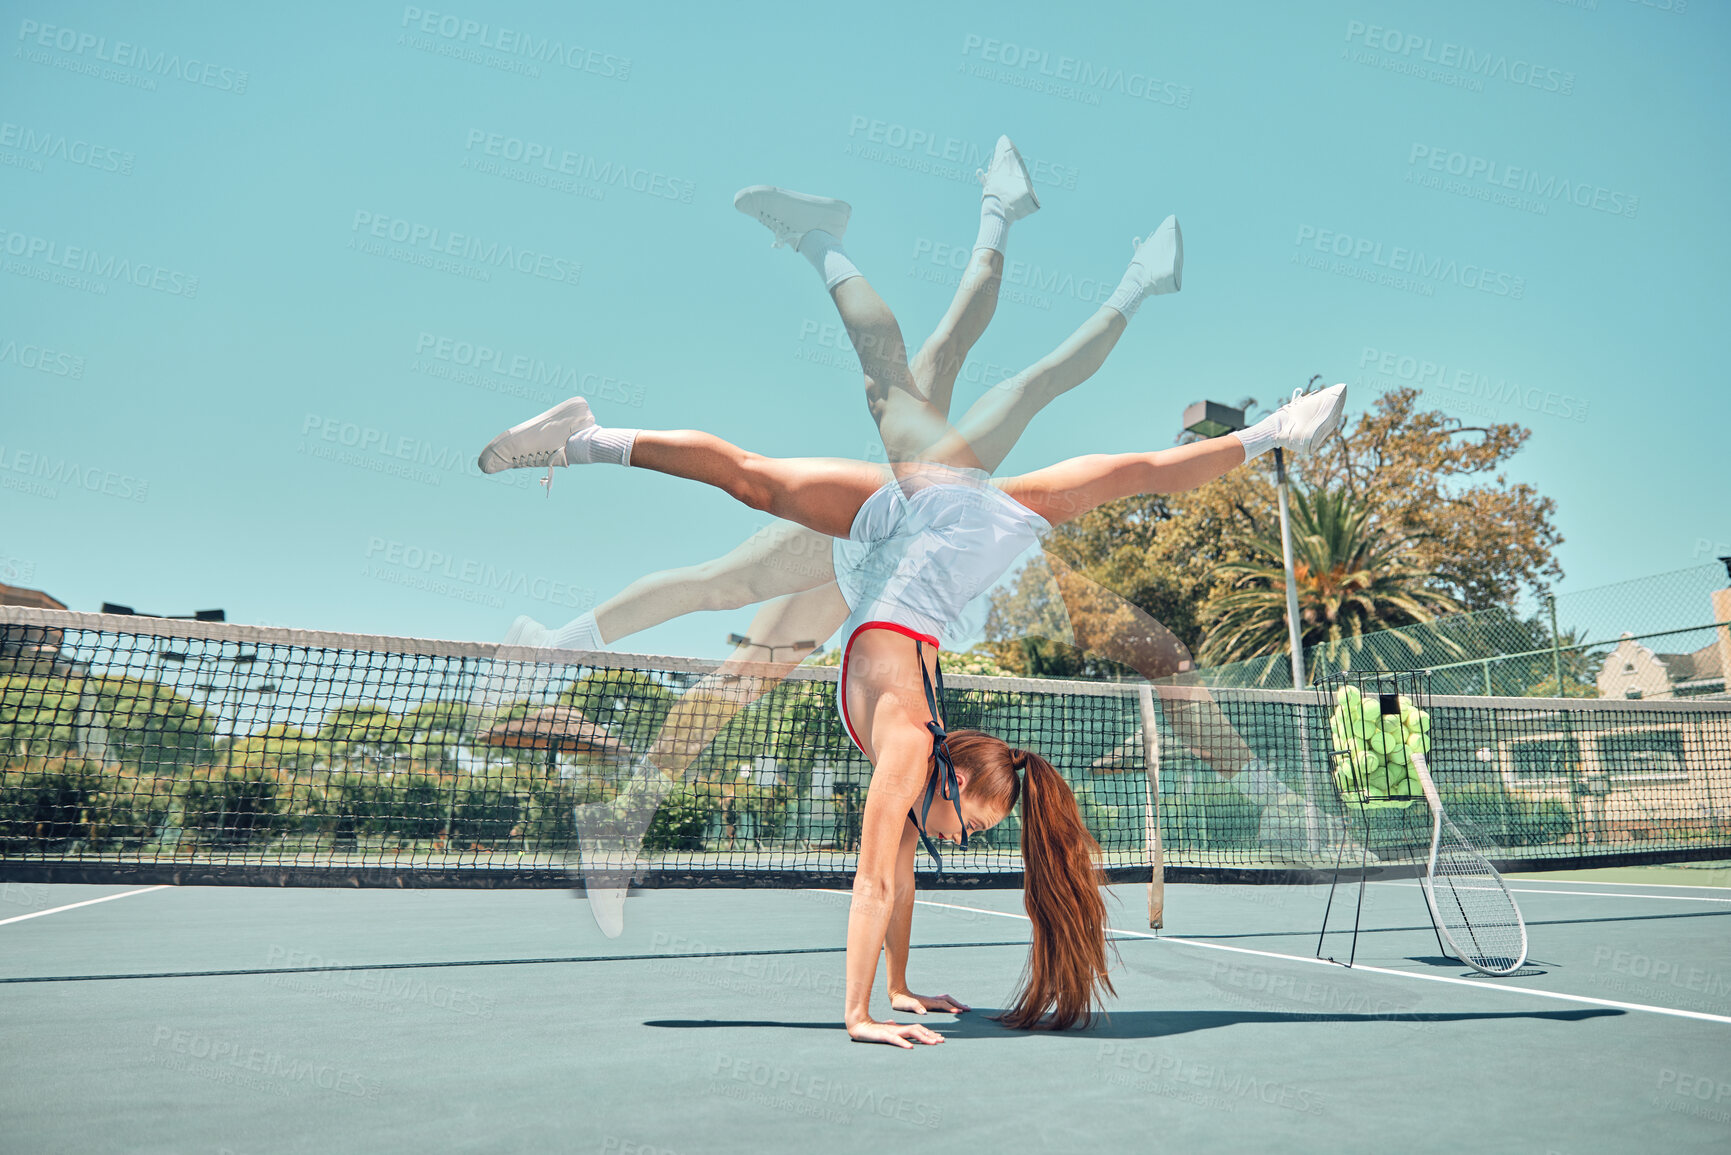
[1416,709,1432,734]
[1406,731,1430,757]
[1384,742,1410,768]
[1365,765,1392,795]
[1360,698,1381,727]
[1337,685,1363,710]
[1400,702,1420,732]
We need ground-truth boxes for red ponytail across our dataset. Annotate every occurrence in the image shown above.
[944,732,1114,1029]
[1002,748,1114,1029]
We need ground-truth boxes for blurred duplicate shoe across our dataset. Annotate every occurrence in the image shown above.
[503,615,552,648]
[732,186,852,249]
[1126,215,1183,296]
[977,135,1041,222]
[572,765,673,938]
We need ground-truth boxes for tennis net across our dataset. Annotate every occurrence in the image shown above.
[3,608,1728,888]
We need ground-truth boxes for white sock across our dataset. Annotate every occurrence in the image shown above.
[1104,267,1151,320]
[1232,412,1283,462]
[550,610,607,651]
[796,230,862,291]
[974,193,1010,253]
[564,425,637,467]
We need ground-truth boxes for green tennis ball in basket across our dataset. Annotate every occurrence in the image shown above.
[1400,701,1420,732]
[1406,730,1430,758]
[1384,741,1410,768]
[1336,685,1363,711]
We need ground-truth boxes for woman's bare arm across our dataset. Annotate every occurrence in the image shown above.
[844,696,946,1047]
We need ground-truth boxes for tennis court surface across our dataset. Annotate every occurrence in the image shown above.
[3,870,1729,1153]
[3,609,1730,1151]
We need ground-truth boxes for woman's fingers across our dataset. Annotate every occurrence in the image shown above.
[849,1019,946,1047]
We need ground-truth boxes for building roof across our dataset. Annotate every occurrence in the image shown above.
[0,583,66,611]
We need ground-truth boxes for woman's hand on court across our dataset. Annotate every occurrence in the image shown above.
[847,1018,947,1048]
[889,988,971,1015]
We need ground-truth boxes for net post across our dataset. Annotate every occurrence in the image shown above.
[1137,684,1164,929]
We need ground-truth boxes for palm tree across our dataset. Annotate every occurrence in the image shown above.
[1199,486,1459,669]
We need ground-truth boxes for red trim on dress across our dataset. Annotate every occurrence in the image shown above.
[838,620,941,756]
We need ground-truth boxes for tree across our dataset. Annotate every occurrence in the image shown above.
[1199,486,1460,665]
[1301,387,1561,609]
[986,385,1561,674]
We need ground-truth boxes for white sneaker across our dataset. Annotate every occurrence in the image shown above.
[733,185,851,249]
[977,135,1040,221]
[1270,383,1348,457]
[1125,215,1183,295]
[476,397,594,494]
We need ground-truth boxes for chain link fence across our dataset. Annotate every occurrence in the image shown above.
[1198,563,1731,698]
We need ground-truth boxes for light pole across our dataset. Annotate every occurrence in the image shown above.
[727,633,819,663]
[1184,393,1307,690]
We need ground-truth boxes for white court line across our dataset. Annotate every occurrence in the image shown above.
[1505,877,1730,892]
[0,886,168,927]
[878,893,1731,1027]
[1377,881,1731,904]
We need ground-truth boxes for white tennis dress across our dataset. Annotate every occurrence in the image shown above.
[831,465,1049,752]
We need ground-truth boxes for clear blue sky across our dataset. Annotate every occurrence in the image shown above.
[5,0,1727,657]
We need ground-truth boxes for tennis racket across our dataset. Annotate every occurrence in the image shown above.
[1388,695,1529,975]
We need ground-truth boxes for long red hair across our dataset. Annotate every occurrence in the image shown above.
[942,729,1114,1029]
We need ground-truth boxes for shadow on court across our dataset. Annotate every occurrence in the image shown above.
[647,1006,1623,1039]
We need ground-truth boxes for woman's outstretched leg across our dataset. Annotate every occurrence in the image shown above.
[996,384,1347,527]
[950,216,1180,471]
[478,399,889,538]
[562,154,1038,653]
[907,136,1041,416]
[574,584,849,934]
[537,521,836,651]
[1016,553,1331,850]
[736,150,1043,468]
